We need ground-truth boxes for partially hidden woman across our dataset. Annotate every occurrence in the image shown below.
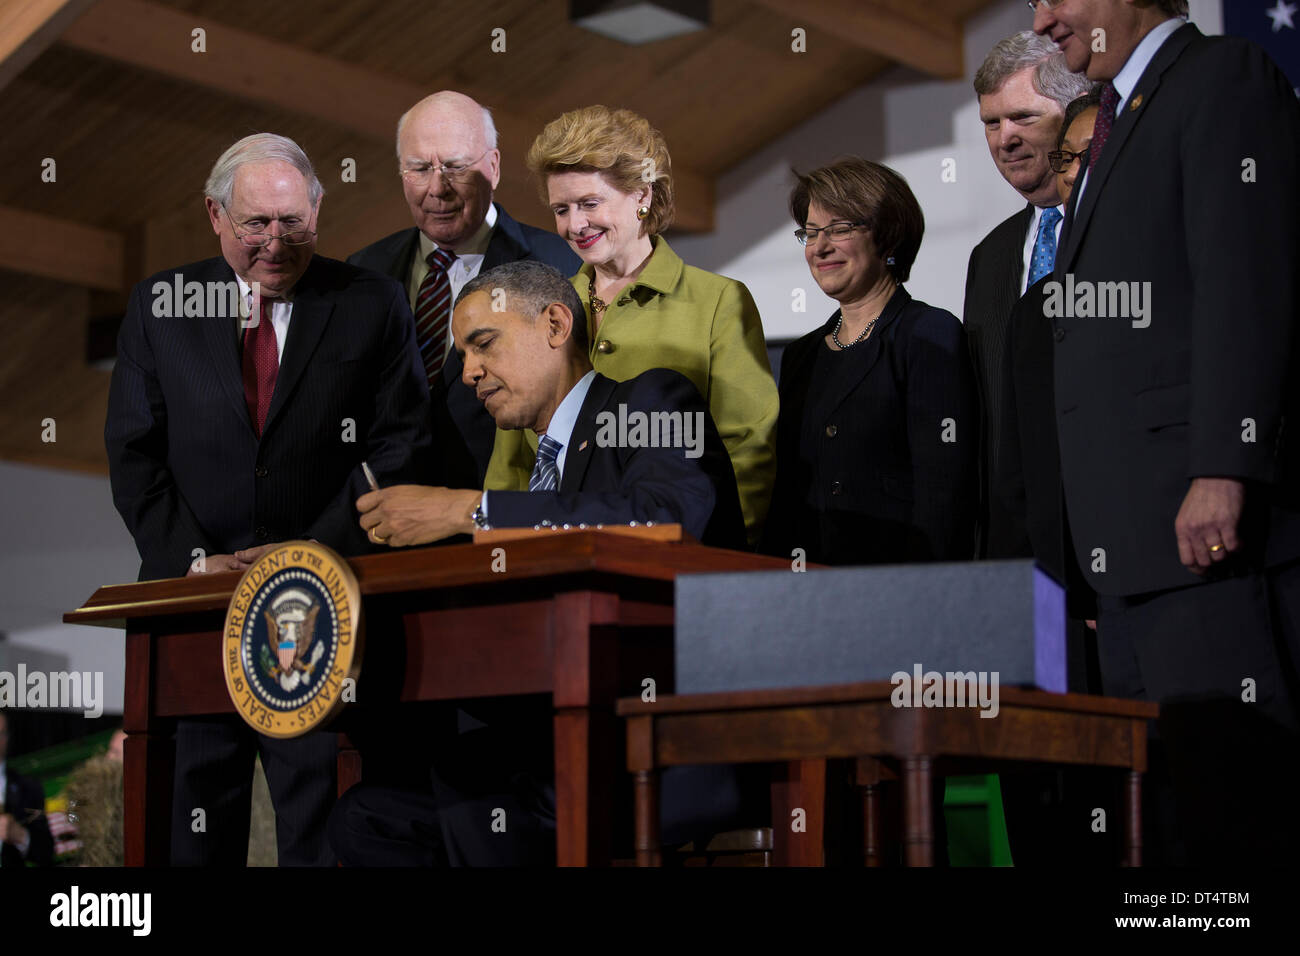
[483,105,778,547]
[763,157,977,566]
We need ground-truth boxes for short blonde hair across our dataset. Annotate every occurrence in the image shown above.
[526,105,675,237]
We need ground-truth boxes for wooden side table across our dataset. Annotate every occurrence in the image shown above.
[619,682,1158,866]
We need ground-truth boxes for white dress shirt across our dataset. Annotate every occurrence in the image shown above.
[481,369,598,518]
[236,274,292,363]
[1075,17,1186,205]
[407,202,499,354]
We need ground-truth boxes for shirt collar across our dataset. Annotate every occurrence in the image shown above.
[575,233,683,299]
[1112,17,1185,111]
[419,201,498,262]
[541,369,597,459]
[1031,203,1063,226]
[235,273,293,304]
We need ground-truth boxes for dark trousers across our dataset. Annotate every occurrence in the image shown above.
[328,706,764,866]
[1094,558,1300,865]
[1000,617,1118,866]
[169,716,338,866]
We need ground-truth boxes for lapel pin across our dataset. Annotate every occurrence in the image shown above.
[578,440,588,451]
[1129,94,1143,111]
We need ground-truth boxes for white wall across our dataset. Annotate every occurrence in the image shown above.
[0,461,137,715]
[672,0,1224,341]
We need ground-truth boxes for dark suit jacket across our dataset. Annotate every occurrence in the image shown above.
[486,369,746,550]
[3,767,53,867]
[964,203,1035,559]
[763,287,978,565]
[1053,23,1300,596]
[106,255,433,580]
[995,276,1096,620]
[347,203,581,489]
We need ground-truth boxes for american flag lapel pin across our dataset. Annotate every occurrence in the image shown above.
[578,440,589,451]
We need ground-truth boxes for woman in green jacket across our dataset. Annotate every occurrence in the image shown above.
[482,105,777,547]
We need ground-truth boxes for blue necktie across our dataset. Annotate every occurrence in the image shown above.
[529,434,563,491]
[1028,206,1062,286]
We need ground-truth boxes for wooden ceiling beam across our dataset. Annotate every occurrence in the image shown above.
[60,0,713,231]
[0,205,124,290]
[0,0,99,93]
[747,0,964,80]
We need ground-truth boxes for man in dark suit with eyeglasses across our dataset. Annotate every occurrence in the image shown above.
[348,91,580,490]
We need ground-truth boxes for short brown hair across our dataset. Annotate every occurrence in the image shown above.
[1152,0,1188,16]
[526,105,675,237]
[789,157,925,283]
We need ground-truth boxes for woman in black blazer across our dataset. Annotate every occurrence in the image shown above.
[764,157,977,566]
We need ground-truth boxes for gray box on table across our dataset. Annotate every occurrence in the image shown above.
[673,559,1065,695]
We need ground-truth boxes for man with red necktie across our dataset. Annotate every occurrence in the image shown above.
[1032,0,1300,864]
[105,132,432,866]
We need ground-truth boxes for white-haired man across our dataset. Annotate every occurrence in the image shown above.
[349,91,580,490]
[105,132,433,865]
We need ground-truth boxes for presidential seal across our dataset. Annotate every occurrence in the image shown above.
[222,541,362,738]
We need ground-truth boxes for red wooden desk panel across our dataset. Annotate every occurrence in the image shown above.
[66,533,791,866]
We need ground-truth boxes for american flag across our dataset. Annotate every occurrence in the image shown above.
[1224,0,1300,94]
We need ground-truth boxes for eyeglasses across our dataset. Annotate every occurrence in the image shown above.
[1026,0,1065,11]
[794,221,868,246]
[1048,148,1088,173]
[224,207,316,247]
[400,149,491,186]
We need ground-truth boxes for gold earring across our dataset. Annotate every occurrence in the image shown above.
[636,205,649,220]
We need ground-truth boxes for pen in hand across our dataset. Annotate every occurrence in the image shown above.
[361,461,380,493]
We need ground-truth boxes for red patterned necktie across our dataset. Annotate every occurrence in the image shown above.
[414,247,457,384]
[242,299,278,437]
[1088,82,1120,172]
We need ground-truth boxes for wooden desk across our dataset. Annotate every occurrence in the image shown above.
[64,532,791,866]
[619,682,1159,866]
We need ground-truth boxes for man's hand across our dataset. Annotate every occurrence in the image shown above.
[0,813,27,848]
[234,543,280,567]
[186,553,243,576]
[1174,477,1245,575]
[357,486,481,547]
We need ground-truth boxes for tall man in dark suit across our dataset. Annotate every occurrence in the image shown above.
[967,33,1097,867]
[348,91,581,490]
[330,261,748,865]
[0,712,53,867]
[105,133,433,865]
[1034,0,1300,863]
[966,31,1093,560]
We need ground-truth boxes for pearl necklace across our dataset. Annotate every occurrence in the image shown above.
[832,312,878,349]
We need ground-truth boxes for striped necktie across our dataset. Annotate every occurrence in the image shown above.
[529,434,563,492]
[414,247,457,384]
